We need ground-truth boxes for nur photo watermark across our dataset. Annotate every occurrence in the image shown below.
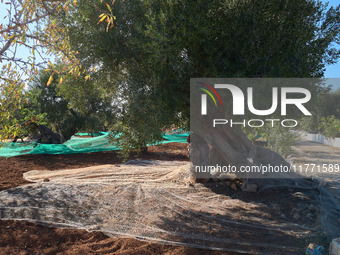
[190,78,340,179]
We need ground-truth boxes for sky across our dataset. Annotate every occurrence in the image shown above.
[323,0,340,80]
[0,1,339,88]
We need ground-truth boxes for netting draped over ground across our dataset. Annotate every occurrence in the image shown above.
[1,160,339,255]
[0,131,189,158]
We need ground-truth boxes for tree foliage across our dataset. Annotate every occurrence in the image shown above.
[1,0,339,155]
[319,115,340,138]
[61,0,340,155]
[298,87,340,134]
[0,80,45,143]
[29,68,117,140]
[0,0,116,145]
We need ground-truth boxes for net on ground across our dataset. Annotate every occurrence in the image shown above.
[0,131,189,158]
[1,160,339,255]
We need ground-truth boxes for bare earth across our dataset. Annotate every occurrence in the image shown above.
[0,143,239,255]
[1,141,339,254]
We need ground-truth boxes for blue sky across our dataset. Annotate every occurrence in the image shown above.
[323,0,340,79]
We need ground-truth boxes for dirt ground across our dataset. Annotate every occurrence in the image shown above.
[0,141,337,254]
[0,143,189,191]
[0,143,240,255]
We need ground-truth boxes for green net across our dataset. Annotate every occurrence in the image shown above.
[0,131,189,158]
[73,132,107,136]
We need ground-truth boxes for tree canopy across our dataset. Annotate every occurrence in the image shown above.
[0,0,115,143]
[60,0,340,154]
[1,0,339,155]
